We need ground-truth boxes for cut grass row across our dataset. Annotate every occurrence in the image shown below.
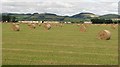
[2,23,118,65]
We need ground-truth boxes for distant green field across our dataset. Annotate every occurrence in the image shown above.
[2,23,118,65]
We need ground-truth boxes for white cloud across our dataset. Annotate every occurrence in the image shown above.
[2,0,120,2]
[1,0,94,2]
[1,1,119,16]
[2,0,40,2]
[96,0,119,2]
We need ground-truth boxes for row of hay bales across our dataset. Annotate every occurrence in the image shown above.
[11,22,118,40]
[76,23,118,40]
[19,21,63,27]
[19,21,60,24]
[12,21,64,31]
[76,23,118,30]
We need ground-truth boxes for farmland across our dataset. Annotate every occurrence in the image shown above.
[2,23,118,65]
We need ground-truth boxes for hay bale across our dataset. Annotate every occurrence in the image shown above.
[80,24,86,32]
[28,23,31,26]
[44,23,51,30]
[97,30,111,40]
[38,23,42,26]
[12,23,20,31]
[58,23,63,27]
[28,23,36,29]
[101,24,106,26]
[83,23,89,27]
[77,24,80,26]
[31,24,36,29]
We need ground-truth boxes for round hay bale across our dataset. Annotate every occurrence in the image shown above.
[46,24,51,30]
[55,23,59,26]
[28,23,36,29]
[101,24,106,26]
[12,23,16,25]
[80,24,86,32]
[59,23,63,27]
[97,30,111,40]
[28,23,31,26]
[12,23,20,31]
[38,23,42,26]
[77,24,80,26]
[31,24,36,29]
[44,23,51,30]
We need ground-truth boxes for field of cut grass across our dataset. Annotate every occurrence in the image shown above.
[2,23,118,65]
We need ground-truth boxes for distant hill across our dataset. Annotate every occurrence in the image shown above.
[2,13,65,21]
[70,12,98,19]
[1,12,120,22]
[99,14,120,19]
[27,13,65,21]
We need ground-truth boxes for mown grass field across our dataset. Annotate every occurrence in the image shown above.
[2,23,118,65]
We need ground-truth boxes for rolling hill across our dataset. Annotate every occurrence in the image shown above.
[99,14,120,19]
[1,12,120,22]
[70,12,98,19]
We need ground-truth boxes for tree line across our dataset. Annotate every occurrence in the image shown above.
[1,15,119,24]
[91,18,119,24]
[2,15,18,22]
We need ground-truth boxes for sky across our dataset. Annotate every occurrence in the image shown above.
[1,0,120,16]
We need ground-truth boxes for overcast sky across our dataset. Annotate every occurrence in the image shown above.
[1,0,120,16]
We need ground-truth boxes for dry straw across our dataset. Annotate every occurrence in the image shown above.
[44,23,51,30]
[77,24,80,26]
[59,23,63,27]
[12,23,20,31]
[97,30,111,40]
[80,24,86,32]
[28,23,36,29]
[83,23,89,27]
[38,23,42,26]
[56,23,63,27]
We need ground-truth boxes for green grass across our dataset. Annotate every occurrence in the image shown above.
[2,23,118,65]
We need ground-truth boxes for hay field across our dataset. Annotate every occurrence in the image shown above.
[2,23,118,65]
